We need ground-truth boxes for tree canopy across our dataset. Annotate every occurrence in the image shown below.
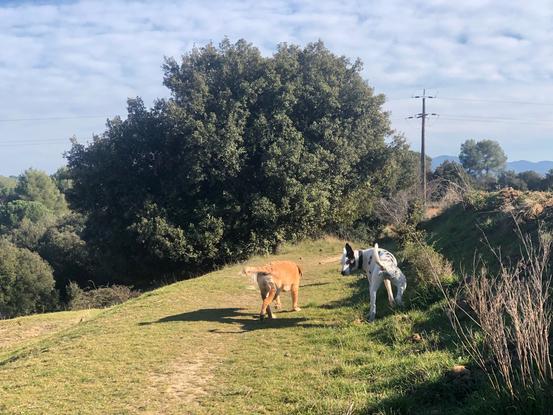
[0,239,57,318]
[66,39,408,284]
[459,139,507,177]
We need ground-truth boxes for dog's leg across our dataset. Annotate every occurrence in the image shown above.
[259,290,268,320]
[394,272,407,307]
[368,271,383,322]
[261,284,278,319]
[384,278,395,307]
[291,284,301,311]
[274,292,282,310]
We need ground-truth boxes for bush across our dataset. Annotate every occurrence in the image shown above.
[400,241,456,307]
[37,212,95,292]
[431,160,472,202]
[66,282,140,310]
[373,188,425,245]
[0,239,57,318]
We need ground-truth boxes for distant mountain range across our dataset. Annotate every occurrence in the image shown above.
[431,155,553,175]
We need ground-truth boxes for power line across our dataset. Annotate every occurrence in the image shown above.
[438,96,553,106]
[0,137,71,143]
[0,138,72,147]
[402,112,553,125]
[437,115,553,125]
[0,143,71,148]
[0,115,110,123]
[388,96,553,106]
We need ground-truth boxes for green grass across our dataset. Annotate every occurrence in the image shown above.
[423,193,545,275]
[0,309,101,358]
[0,237,500,414]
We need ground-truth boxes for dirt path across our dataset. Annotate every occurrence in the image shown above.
[141,256,329,413]
[139,282,262,414]
[0,239,346,414]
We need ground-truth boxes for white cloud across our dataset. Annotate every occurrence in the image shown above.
[1,0,553,175]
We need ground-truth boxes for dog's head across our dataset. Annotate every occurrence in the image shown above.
[242,266,263,285]
[340,243,357,276]
[241,266,254,276]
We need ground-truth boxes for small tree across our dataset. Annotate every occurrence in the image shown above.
[37,212,93,294]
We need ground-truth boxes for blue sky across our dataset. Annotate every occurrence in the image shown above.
[1,0,553,176]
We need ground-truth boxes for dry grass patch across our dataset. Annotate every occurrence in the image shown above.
[0,309,100,353]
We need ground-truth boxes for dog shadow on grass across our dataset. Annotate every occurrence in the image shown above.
[139,307,331,333]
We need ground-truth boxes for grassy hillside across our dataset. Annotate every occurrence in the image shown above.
[424,189,553,272]
[0,309,100,358]
[1,238,498,414]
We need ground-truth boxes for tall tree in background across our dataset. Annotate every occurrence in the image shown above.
[66,39,406,284]
[15,169,67,212]
[0,176,16,202]
[459,139,507,177]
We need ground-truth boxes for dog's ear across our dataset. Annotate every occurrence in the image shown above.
[345,243,354,259]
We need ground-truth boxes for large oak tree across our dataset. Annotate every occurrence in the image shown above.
[66,40,410,284]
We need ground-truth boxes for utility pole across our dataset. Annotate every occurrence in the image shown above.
[408,89,437,205]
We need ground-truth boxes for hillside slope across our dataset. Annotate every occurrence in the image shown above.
[424,189,553,271]
[0,238,493,414]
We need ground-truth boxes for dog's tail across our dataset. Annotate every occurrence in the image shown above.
[243,266,262,285]
[373,243,389,273]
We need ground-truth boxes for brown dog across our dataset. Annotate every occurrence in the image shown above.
[243,261,302,320]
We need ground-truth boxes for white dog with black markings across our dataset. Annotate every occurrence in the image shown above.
[341,242,407,321]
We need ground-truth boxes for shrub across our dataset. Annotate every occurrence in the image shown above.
[67,282,140,310]
[37,212,94,293]
[400,241,456,307]
[0,239,57,318]
[431,160,472,202]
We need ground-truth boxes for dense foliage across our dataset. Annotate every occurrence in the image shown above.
[0,239,57,318]
[0,170,92,316]
[66,40,413,284]
[498,168,553,191]
[430,160,471,199]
